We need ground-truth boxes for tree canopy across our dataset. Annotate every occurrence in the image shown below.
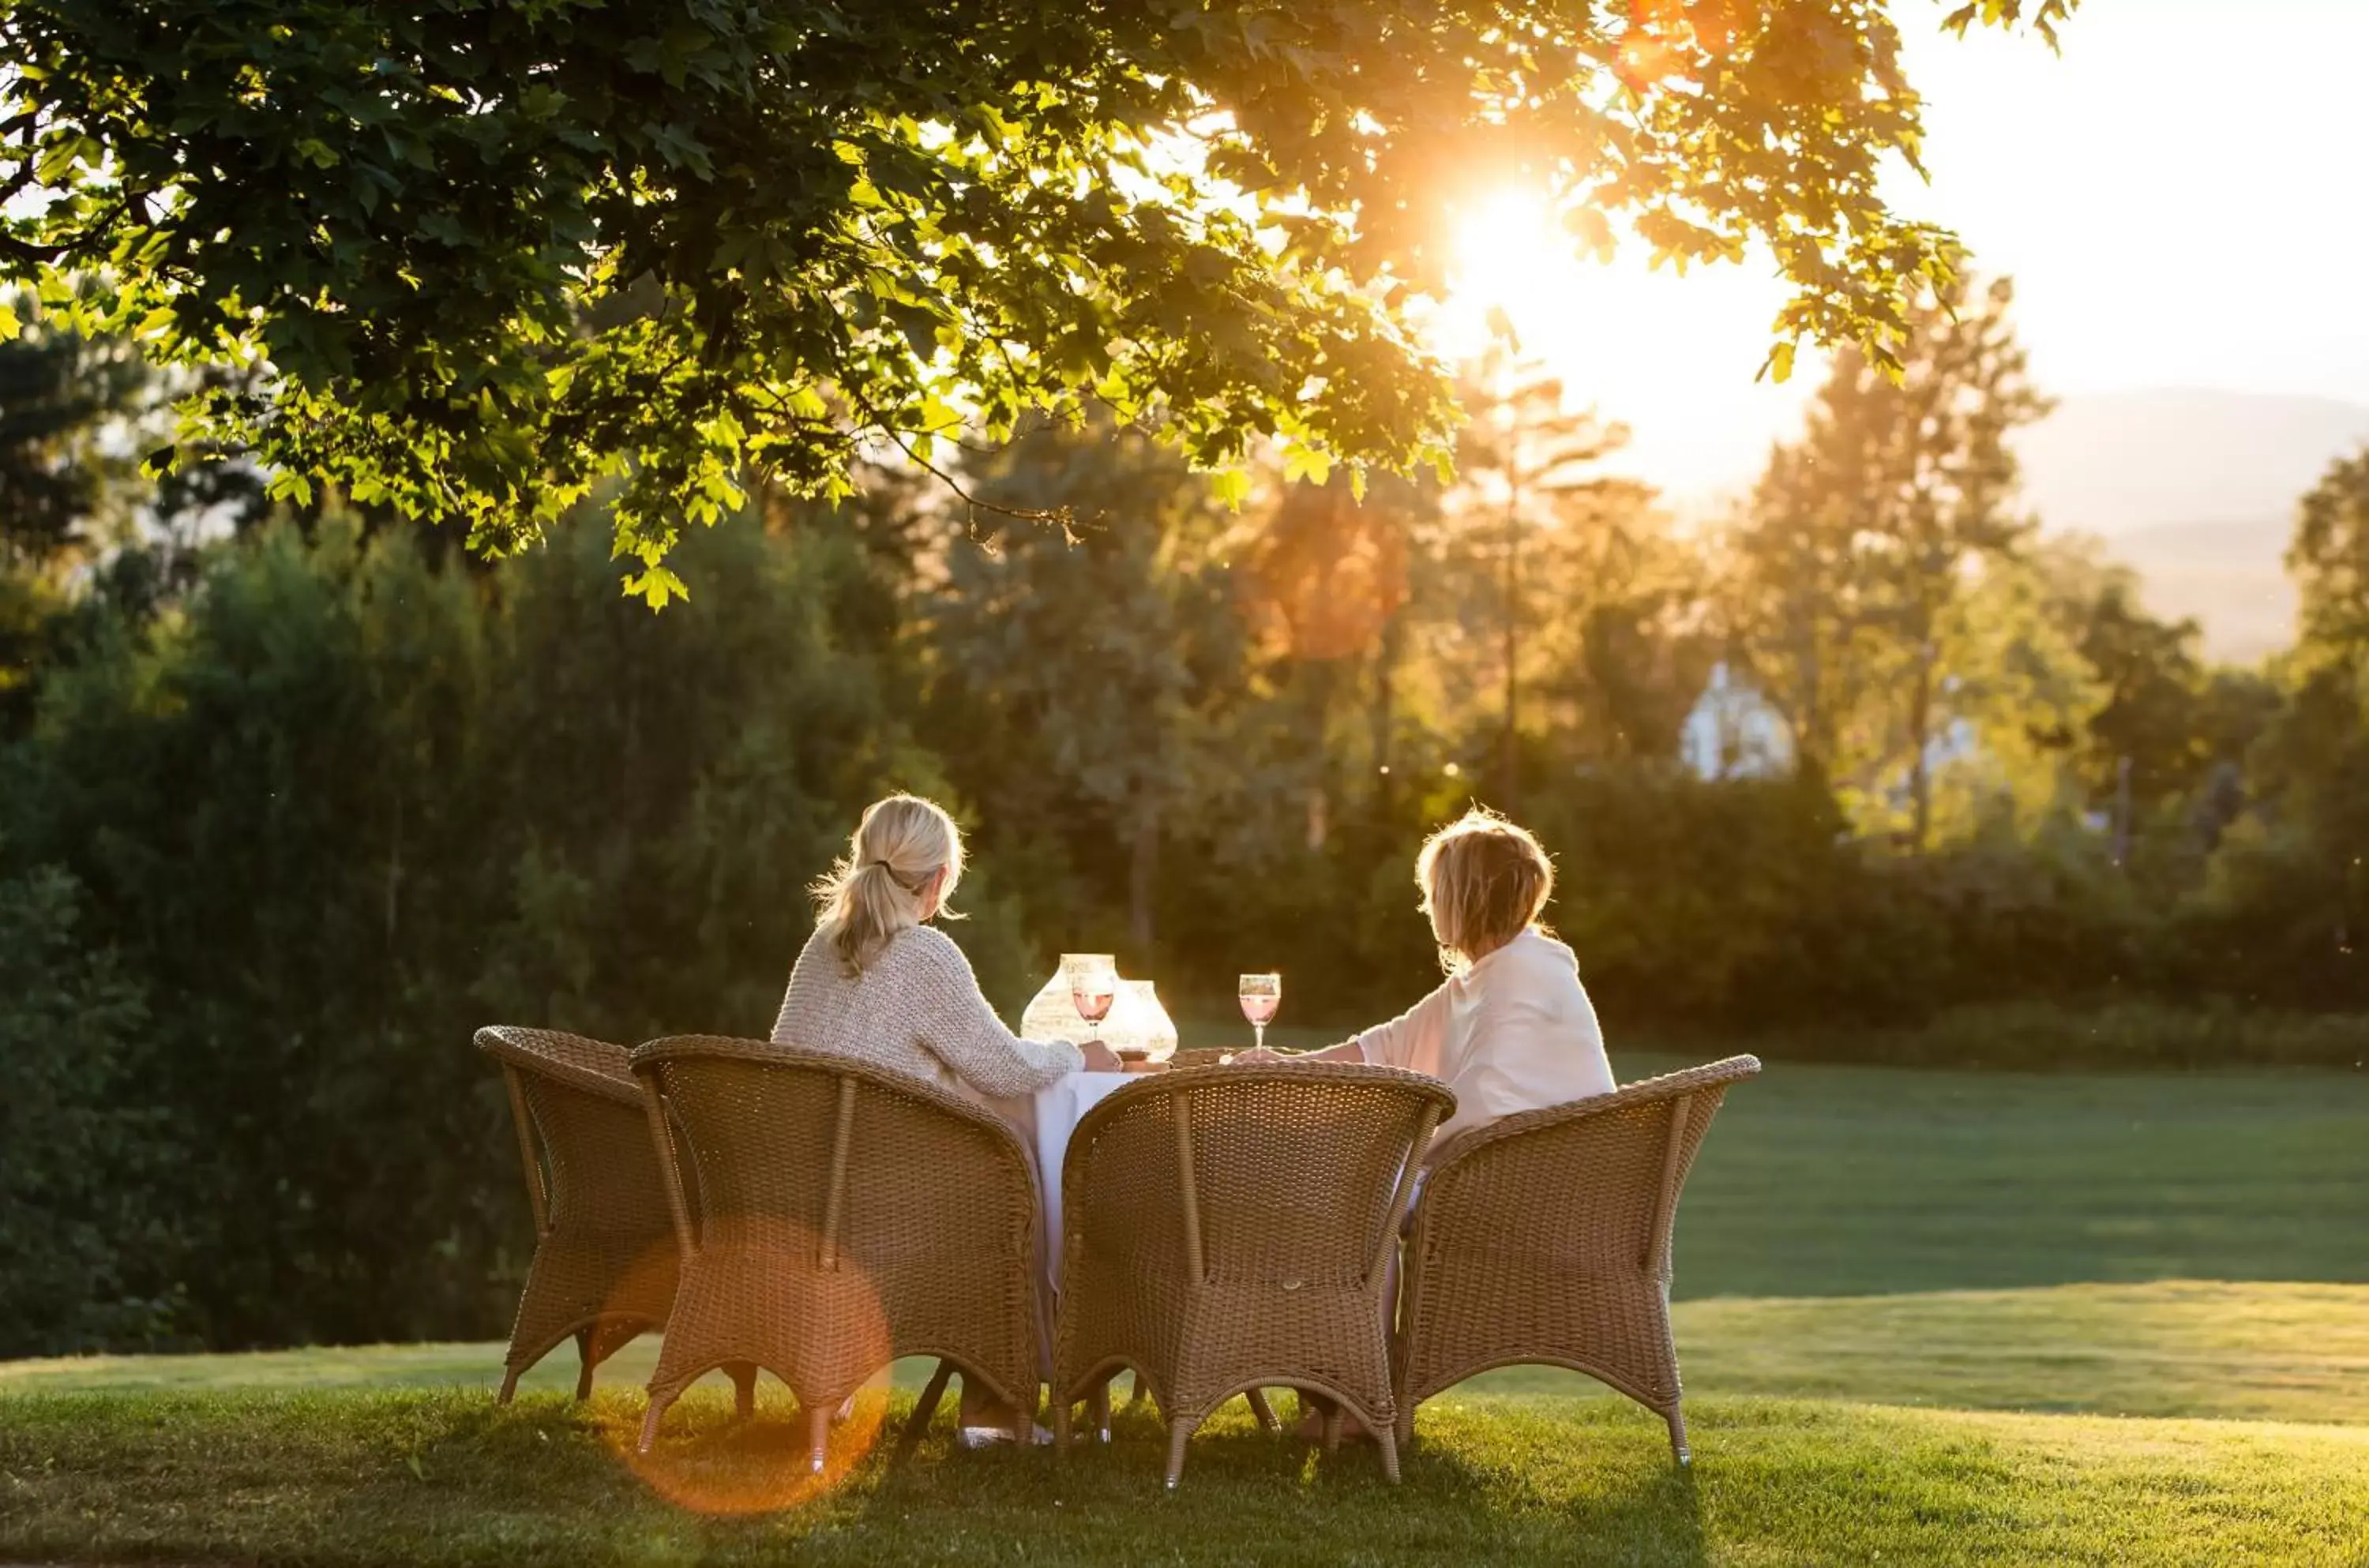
[3,0,2074,599]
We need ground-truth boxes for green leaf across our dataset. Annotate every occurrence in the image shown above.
[1207,467,1252,510]
[1282,443,1333,486]
[624,564,691,609]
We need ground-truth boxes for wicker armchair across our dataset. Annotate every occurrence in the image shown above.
[1051,1063,1453,1487]
[1392,1056,1760,1465]
[629,1036,1043,1469]
[476,1025,682,1404]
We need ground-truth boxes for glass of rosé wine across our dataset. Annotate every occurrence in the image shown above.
[1237,972,1281,1053]
[1066,953,1119,1048]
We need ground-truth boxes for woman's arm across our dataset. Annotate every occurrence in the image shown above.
[1232,985,1450,1068]
[1350,981,1452,1075]
[910,935,1087,1098]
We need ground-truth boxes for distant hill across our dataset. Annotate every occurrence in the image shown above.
[2014,389,2369,663]
[2106,520,2296,666]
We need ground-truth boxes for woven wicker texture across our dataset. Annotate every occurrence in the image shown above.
[475,1026,681,1403]
[1051,1062,1453,1486]
[629,1035,1042,1466]
[1393,1055,1760,1465]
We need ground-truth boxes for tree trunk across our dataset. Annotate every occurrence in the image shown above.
[1792,576,1826,778]
[1500,490,1522,813]
[1128,805,1158,953]
[1371,612,1401,819]
[1906,637,1935,855]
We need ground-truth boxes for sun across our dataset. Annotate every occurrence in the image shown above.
[1434,188,1576,358]
[1425,182,1815,511]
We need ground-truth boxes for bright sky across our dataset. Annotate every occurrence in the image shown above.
[1430,0,2369,514]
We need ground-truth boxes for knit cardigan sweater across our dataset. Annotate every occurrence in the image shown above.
[770,922,1083,1101]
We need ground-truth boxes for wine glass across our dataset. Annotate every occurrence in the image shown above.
[1237,972,1281,1053]
[1067,954,1118,1051]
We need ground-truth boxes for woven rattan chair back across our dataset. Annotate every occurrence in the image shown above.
[629,1035,1042,1468]
[475,1025,681,1403]
[1394,1055,1760,1465]
[1052,1063,1453,1487]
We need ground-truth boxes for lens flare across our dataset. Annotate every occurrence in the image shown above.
[597,1221,895,1515]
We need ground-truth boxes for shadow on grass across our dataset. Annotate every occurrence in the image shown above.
[859,1394,1710,1567]
[5,1386,1708,1566]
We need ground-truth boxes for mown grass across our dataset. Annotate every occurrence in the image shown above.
[1158,1047,2369,1300]
[17,1281,2367,1427]
[3,1385,2365,1566]
[1638,1058,2369,1298]
[9,1060,2360,1562]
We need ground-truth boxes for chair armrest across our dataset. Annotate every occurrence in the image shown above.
[475,1025,642,1106]
[1421,1055,1763,1180]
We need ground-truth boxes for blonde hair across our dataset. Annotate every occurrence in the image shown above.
[811,793,966,977]
[1415,807,1555,970]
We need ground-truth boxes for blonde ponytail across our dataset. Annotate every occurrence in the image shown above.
[811,793,966,977]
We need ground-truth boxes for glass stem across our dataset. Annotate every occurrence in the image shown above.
[1254,1022,1265,1051]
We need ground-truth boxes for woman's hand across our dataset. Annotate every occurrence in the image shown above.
[1078,1039,1123,1073]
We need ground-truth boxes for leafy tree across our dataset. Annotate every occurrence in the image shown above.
[2018,539,2274,877]
[0,863,185,1356]
[2,0,2077,593]
[2194,445,2369,1009]
[1725,273,2052,851]
[1444,346,1647,811]
[1232,470,1408,845]
[0,308,148,721]
[5,501,994,1347]
[929,420,1251,959]
[2288,444,2369,668]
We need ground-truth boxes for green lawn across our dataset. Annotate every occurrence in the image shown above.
[1619,1057,2369,1298]
[1162,1045,2369,1300]
[8,1060,2364,1564]
[3,1385,2365,1566]
[17,1281,2367,1426]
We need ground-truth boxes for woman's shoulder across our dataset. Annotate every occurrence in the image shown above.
[877,923,971,972]
[1503,928,1582,979]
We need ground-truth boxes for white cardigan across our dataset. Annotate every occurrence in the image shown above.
[1353,928,1614,1145]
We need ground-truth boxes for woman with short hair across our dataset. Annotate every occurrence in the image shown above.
[1234,806,1613,1142]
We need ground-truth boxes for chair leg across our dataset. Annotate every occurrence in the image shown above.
[726,1362,758,1420]
[1245,1387,1279,1434]
[1091,1376,1113,1442]
[807,1401,831,1475]
[1321,1402,1346,1454]
[897,1360,955,1463]
[573,1330,595,1401]
[497,1367,520,1405]
[637,1390,677,1454]
[1666,1405,1691,1469]
[1128,1371,1149,1408]
[1164,1416,1193,1491]
[1396,1396,1416,1448]
[1376,1424,1402,1485]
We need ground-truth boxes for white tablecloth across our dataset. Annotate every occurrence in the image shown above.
[1031,1071,1139,1295]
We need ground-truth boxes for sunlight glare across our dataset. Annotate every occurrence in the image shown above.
[1449,188,1566,328]
[1429,182,1811,514]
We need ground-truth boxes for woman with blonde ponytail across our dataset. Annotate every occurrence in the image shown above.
[773,792,1117,1098]
[770,793,1116,1445]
